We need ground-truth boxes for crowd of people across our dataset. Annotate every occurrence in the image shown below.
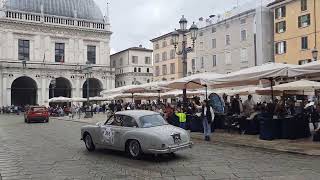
[2,93,319,141]
[0,106,24,114]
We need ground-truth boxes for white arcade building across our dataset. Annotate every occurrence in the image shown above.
[0,0,115,107]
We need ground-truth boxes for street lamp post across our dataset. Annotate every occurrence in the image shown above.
[83,61,93,118]
[312,47,318,61]
[172,15,198,109]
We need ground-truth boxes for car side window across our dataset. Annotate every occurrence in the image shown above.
[122,115,138,128]
[111,115,123,126]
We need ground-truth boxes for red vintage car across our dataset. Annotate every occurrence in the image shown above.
[24,106,49,123]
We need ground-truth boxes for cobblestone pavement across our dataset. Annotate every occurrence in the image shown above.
[0,115,320,180]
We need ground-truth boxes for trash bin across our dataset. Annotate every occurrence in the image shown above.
[190,116,203,132]
[258,114,274,141]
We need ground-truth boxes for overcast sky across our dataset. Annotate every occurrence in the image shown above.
[94,0,271,54]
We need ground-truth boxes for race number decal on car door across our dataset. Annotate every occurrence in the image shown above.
[101,127,114,144]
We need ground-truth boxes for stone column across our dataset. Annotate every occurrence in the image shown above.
[41,77,47,105]
[0,72,2,107]
[75,77,80,97]
[2,75,7,106]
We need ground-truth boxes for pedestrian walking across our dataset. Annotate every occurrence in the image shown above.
[201,100,215,141]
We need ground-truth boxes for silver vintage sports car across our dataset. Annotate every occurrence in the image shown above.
[81,110,193,158]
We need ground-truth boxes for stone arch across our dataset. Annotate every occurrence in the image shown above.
[82,78,103,98]
[49,77,73,98]
[11,76,38,106]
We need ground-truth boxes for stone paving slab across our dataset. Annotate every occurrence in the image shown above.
[1,114,320,179]
[191,131,320,156]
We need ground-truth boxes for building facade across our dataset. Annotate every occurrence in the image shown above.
[268,0,319,65]
[150,32,183,81]
[188,4,274,74]
[0,0,115,107]
[111,46,153,87]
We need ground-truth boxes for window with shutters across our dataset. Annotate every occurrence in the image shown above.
[170,63,175,74]
[170,49,175,59]
[154,54,160,63]
[240,48,248,62]
[145,57,151,64]
[132,56,138,64]
[55,43,65,63]
[212,27,216,33]
[162,52,167,61]
[225,52,231,65]
[120,57,123,66]
[200,57,204,68]
[212,55,217,67]
[162,41,167,48]
[226,35,231,45]
[191,59,196,71]
[212,39,216,48]
[18,39,30,61]
[87,46,96,64]
[275,41,286,54]
[241,30,247,41]
[275,6,286,19]
[162,65,167,75]
[240,18,246,24]
[301,36,308,50]
[298,14,310,28]
[155,43,159,49]
[275,21,286,33]
[301,0,307,11]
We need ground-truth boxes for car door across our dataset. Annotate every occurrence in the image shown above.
[98,115,121,149]
[112,115,139,150]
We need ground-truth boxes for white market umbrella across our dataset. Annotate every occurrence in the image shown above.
[71,97,87,102]
[49,97,72,103]
[165,72,224,90]
[288,61,320,77]
[89,96,110,101]
[102,85,143,95]
[273,79,320,91]
[210,63,297,88]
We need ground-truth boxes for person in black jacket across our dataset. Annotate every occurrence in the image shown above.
[201,100,215,141]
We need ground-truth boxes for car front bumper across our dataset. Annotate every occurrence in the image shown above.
[147,142,193,154]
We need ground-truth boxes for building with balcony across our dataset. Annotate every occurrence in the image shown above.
[268,0,319,65]
[111,46,153,87]
[0,0,114,107]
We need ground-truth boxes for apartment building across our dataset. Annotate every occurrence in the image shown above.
[111,46,153,87]
[150,32,183,81]
[268,0,319,65]
[188,3,274,74]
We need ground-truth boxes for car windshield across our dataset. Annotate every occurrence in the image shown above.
[139,114,167,128]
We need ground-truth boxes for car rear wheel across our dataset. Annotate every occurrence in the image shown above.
[84,134,95,152]
[127,140,142,159]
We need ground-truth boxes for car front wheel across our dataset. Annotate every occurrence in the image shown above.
[127,140,142,159]
[84,134,95,152]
